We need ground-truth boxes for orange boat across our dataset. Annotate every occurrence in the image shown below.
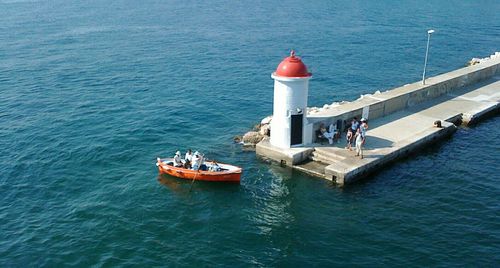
[156,158,242,182]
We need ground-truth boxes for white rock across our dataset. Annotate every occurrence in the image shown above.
[260,116,272,125]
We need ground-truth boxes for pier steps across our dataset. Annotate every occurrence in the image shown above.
[310,147,348,165]
[293,160,327,179]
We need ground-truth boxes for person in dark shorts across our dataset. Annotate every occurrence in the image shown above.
[345,128,354,150]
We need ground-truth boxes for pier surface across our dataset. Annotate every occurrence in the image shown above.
[257,58,500,185]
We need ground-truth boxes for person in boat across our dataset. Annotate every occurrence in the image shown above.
[200,155,207,171]
[210,161,221,172]
[191,151,201,170]
[184,149,193,169]
[173,151,183,167]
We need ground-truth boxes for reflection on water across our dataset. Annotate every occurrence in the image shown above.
[250,165,295,235]
[157,175,183,192]
[157,174,240,194]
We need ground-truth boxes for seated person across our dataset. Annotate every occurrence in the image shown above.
[184,149,193,163]
[200,155,207,171]
[209,161,221,172]
[191,151,201,170]
[319,123,338,144]
[183,149,192,169]
[173,151,183,167]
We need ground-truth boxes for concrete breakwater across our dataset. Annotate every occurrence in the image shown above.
[255,55,500,186]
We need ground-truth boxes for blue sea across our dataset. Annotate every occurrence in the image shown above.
[1,0,499,266]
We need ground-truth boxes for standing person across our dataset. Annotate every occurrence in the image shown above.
[345,128,354,150]
[360,118,368,141]
[355,118,369,159]
[184,149,193,169]
[173,151,183,167]
[350,117,360,135]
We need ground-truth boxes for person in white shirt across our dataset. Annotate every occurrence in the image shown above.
[184,149,193,168]
[191,151,201,170]
[173,151,183,167]
[355,118,369,159]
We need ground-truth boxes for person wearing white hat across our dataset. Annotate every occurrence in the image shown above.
[173,150,183,167]
[191,151,201,170]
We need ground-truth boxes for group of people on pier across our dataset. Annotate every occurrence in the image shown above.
[172,149,221,171]
[319,117,369,159]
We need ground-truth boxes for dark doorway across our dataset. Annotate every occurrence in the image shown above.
[290,114,303,146]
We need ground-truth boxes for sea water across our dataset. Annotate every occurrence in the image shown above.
[1,0,499,266]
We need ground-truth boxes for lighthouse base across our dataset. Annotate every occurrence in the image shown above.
[256,138,313,167]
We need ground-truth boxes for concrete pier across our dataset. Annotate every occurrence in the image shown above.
[256,57,500,186]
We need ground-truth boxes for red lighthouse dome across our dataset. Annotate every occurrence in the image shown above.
[274,50,311,78]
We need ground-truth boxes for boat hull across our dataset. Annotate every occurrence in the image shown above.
[156,159,241,182]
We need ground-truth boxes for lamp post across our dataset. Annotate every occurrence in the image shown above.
[422,29,435,85]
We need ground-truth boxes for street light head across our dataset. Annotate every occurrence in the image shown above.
[427,29,435,34]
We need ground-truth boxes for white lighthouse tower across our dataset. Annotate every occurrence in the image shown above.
[270,50,312,149]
